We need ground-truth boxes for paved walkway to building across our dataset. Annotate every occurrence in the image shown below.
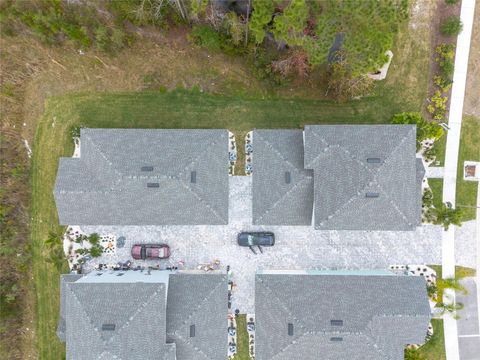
[426,166,445,178]
[82,176,443,313]
[441,1,477,359]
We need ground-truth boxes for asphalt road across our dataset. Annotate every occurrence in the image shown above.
[457,278,480,359]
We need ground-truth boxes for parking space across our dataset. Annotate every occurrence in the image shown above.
[81,176,443,313]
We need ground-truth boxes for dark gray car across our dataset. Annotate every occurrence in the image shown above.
[237,232,274,254]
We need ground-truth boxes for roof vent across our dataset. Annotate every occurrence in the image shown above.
[331,320,343,326]
[96,273,103,276]
[287,323,294,336]
[330,337,343,342]
[367,158,382,163]
[191,171,196,183]
[147,183,160,188]
[285,172,291,184]
[190,325,196,337]
[141,166,154,171]
[102,324,116,331]
[116,273,124,276]
[365,192,379,198]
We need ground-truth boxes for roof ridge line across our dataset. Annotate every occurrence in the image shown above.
[258,278,310,360]
[177,130,229,179]
[171,276,226,335]
[171,332,211,360]
[375,181,412,226]
[111,284,164,341]
[255,175,312,223]
[304,128,333,168]
[83,134,123,180]
[175,133,228,223]
[178,181,226,223]
[255,132,303,175]
[363,315,399,360]
[67,285,108,347]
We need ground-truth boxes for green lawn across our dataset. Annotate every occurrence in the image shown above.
[417,319,445,360]
[431,134,447,166]
[456,115,479,221]
[429,178,444,210]
[234,315,250,360]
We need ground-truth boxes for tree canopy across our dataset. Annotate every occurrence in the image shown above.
[249,0,410,75]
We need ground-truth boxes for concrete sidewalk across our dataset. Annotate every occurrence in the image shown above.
[441,1,477,359]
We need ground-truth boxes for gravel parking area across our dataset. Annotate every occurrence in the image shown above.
[81,176,443,313]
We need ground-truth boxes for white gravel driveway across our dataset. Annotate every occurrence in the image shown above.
[81,176,443,313]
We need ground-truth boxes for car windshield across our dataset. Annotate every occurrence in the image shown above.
[247,235,256,246]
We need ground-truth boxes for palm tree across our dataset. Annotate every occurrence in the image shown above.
[436,301,464,320]
[89,244,104,258]
[45,231,62,249]
[88,233,100,245]
[47,247,67,272]
[437,278,468,295]
[433,203,463,230]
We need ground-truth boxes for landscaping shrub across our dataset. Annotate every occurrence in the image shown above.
[424,147,437,163]
[391,112,444,148]
[250,47,283,84]
[440,16,463,36]
[422,188,434,208]
[427,90,449,121]
[435,43,455,91]
[190,25,225,51]
[405,348,427,360]
[445,0,459,4]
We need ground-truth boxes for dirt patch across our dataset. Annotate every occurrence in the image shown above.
[2,29,268,144]
[464,0,480,117]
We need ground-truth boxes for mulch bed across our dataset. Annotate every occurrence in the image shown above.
[425,0,462,120]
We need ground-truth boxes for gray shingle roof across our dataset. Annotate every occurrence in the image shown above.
[252,130,313,225]
[416,158,426,214]
[66,282,168,360]
[255,273,431,360]
[304,125,421,230]
[57,274,83,342]
[59,272,227,360]
[167,273,228,360]
[54,129,229,225]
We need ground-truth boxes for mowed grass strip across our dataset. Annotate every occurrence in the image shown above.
[456,115,479,221]
[234,314,250,360]
[30,88,426,359]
